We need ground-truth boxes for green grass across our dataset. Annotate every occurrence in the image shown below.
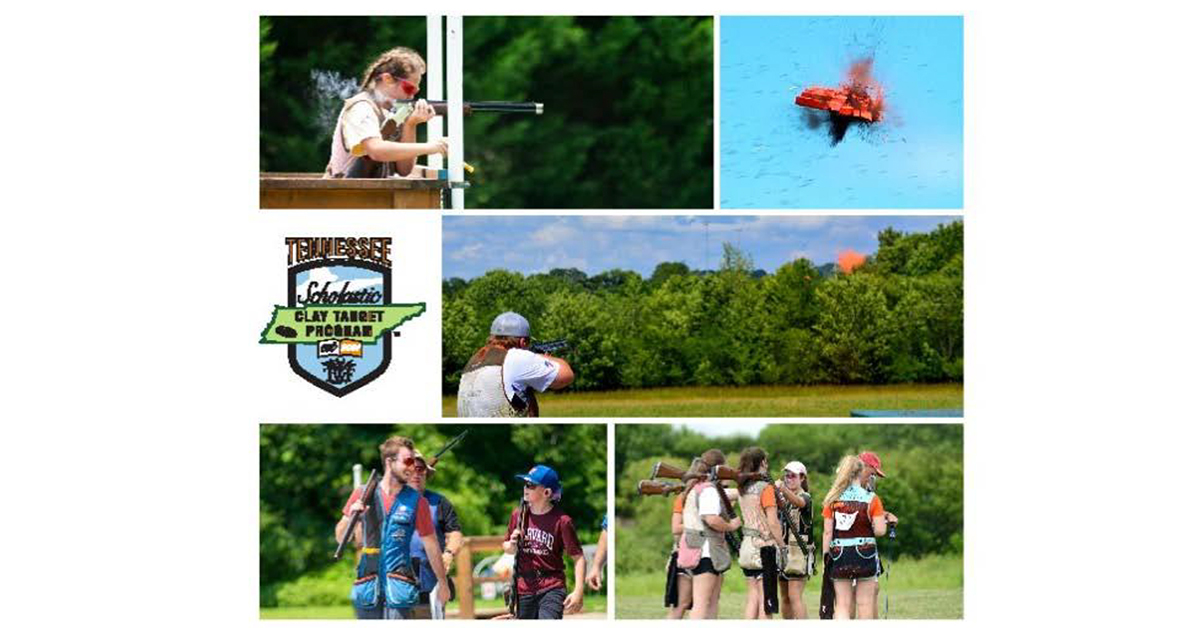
[443,383,963,417]
[615,554,962,619]
[260,594,607,620]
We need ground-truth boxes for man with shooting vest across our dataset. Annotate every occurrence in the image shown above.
[457,312,574,417]
[335,436,451,619]
[404,449,464,619]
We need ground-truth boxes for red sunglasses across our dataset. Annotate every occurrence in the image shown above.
[399,78,419,97]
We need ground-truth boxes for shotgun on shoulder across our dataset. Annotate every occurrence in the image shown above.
[334,468,379,560]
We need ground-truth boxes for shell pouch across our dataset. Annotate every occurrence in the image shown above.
[352,553,380,610]
[738,536,764,570]
[677,531,703,569]
[385,572,419,609]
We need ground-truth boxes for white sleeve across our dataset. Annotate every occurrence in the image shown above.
[502,349,561,399]
[697,486,721,517]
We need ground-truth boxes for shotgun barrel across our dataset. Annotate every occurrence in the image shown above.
[402,99,544,115]
[333,469,379,560]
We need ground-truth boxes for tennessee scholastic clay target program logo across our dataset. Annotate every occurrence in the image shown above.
[259,237,425,396]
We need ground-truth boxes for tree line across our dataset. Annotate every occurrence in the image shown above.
[443,221,963,394]
[615,423,963,573]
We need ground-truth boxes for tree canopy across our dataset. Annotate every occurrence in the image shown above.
[443,221,964,393]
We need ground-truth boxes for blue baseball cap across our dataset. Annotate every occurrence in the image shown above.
[515,464,561,499]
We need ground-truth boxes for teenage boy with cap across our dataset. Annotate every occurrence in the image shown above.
[405,449,464,619]
[503,464,586,619]
[457,312,575,418]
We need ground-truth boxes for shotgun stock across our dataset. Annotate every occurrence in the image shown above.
[651,461,687,480]
[638,480,684,497]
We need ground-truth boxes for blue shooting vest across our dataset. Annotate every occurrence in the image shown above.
[352,485,422,611]
[408,490,448,593]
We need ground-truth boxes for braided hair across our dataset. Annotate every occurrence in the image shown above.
[358,47,427,92]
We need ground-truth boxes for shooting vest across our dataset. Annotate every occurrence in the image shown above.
[781,488,814,576]
[828,484,878,549]
[325,92,387,178]
[677,481,731,572]
[408,490,448,593]
[781,489,813,546]
[351,485,422,611]
[457,345,539,418]
[737,480,772,569]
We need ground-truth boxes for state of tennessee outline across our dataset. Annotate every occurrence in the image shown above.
[259,303,426,345]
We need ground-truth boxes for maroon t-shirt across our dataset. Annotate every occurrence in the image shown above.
[506,503,583,595]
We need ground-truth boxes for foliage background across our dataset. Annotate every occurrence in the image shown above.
[443,221,963,394]
[614,423,963,575]
[259,423,607,607]
[260,16,713,209]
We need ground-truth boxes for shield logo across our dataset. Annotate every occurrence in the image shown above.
[287,258,392,397]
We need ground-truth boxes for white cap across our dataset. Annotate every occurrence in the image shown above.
[490,311,530,337]
[783,461,807,476]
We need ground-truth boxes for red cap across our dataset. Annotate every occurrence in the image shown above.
[859,451,886,478]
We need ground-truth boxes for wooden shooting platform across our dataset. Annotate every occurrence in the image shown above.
[453,535,508,619]
[259,173,463,209]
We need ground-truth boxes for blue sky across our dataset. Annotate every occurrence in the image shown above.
[443,215,958,279]
[720,16,963,208]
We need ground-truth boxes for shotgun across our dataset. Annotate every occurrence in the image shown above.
[507,500,530,617]
[334,468,379,560]
[345,100,543,178]
[638,480,685,497]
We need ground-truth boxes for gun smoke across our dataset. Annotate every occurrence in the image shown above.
[310,69,360,133]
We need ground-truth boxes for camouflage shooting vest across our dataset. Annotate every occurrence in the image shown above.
[737,480,772,569]
[780,487,814,576]
[456,345,539,418]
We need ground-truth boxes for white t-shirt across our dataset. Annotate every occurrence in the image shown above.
[502,349,560,403]
[697,485,723,558]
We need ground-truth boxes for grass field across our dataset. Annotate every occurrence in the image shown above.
[442,383,963,417]
[261,595,607,620]
[615,554,962,619]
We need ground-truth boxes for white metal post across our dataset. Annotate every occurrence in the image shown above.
[425,15,443,171]
[447,16,465,209]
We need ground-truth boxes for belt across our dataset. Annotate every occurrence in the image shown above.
[830,537,876,548]
[361,547,381,555]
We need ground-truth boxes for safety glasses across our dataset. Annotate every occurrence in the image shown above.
[399,78,419,97]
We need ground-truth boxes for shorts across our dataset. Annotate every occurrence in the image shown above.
[685,557,728,576]
[742,568,764,579]
[779,571,809,582]
[827,544,881,581]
